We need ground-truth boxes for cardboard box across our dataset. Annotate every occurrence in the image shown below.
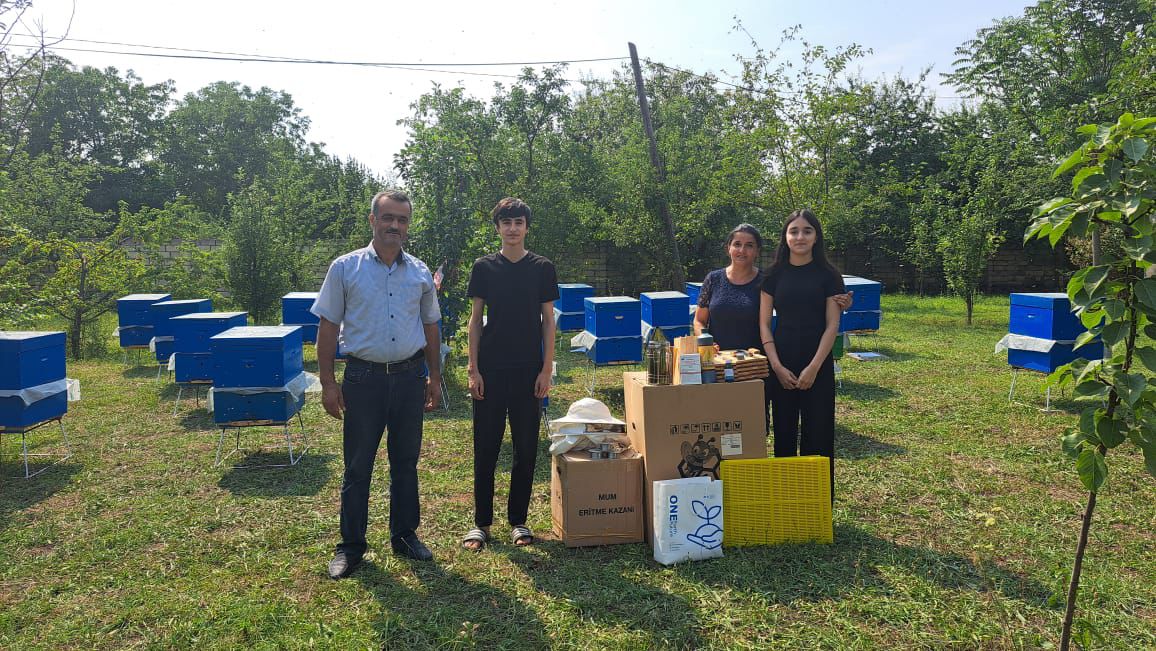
[551,450,644,547]
[622,371,768,542]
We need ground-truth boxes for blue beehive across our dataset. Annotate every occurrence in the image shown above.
[118,325,155,347]
[842,276,882,311]
[151,299,213,363]
[173,352,214,383]
[293,323,319,344]
[0,331,68,427]
[0,331,66,390]
[281,292,319,326]
[840,311,882,332]
[554,308,585,332]
[584,297,641,338]
[170,312,248,354]
[1009,293,1083,341]
[557,284,595,314]
[118,293,170,348]
[154,338,175,364]
[1008,341,1104,373]
[210,326,304,388]
[152,299,213,335]
[117,293,171,327]
[685,282,703,306]
[212,386,306,424]
[640,291,690,328]
[583,334,643,364]
[0,389,68,428]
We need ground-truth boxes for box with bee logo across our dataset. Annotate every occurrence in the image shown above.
[622,372,767,543]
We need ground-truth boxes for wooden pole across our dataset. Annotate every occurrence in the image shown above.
[628,42,685,289]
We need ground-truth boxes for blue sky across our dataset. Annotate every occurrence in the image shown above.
[19,0,1032,176]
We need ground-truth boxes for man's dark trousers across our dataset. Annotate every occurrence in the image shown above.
[337,359,427,558]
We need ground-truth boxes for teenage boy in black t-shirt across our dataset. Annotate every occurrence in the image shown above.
[462,197,559,551]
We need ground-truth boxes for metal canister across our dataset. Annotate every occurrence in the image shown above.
[645,325,672,385]
[588,449,604,460]
[698,332,716,383]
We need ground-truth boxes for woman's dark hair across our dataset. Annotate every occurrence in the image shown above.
[491,197,532,226]
[725,223,763,251]
[768,209,841,278]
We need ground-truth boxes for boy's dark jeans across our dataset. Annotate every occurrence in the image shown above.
[472,366,542,529]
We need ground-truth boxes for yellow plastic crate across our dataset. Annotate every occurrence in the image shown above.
[720,456,833,546]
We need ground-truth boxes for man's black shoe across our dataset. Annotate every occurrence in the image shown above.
[391,534,434,561]
[327,552,362,579]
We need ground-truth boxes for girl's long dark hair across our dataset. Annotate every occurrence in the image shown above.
[767,209,841,279]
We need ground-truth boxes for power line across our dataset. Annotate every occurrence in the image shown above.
[10,33,629,68]
[11,32,965,100]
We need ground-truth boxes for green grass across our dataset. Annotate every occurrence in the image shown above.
[1,294,1153,649]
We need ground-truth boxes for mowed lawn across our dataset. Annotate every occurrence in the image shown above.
[1,295,1153,650]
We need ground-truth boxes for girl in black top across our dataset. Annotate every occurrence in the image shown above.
[759,209,845,498]
[695,223,852,434]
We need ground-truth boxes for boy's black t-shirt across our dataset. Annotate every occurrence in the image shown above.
[760,260,845,372]
[467,251,560,372]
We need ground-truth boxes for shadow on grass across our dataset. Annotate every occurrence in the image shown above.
[1007,377,1094,416]
[356,559,550,648]
[844,345,922,362]
[121,363,164,379]
[838,379,899,402]
[0,462,80,530]
[217,452,334,496]
[835,424,906,459]
[178,409,217,432]
[503,544,705,648]
[687,523,1053,607]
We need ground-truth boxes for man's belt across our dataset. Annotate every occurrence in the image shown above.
[346,351,425,374]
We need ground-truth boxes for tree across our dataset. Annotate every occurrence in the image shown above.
[222,178,296,324]
[947,0,1150,150]
[161,81,308,219]
[0,145,104,237]
[1,208,153,359]
[493,66,569,193]
[937,209,1002,324]
[20,58,174,212]
[130,198,226,303]
[0,215,44,328]
[906,188,945,295]
[0,0,70,170]
[1027,113,1156,649]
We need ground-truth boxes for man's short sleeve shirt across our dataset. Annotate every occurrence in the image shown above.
[311,244,440,363]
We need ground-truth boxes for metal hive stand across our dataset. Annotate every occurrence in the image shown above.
[171,380,212,416]
[121,345,149,367]
[0,417,73,479]
[214,411,309,469]
[1008,366,1062,412]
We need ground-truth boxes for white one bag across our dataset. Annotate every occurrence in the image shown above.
[652,476,724,565]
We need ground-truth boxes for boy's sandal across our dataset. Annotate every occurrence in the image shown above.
[511,525,534,546]
[462,528,490,551]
